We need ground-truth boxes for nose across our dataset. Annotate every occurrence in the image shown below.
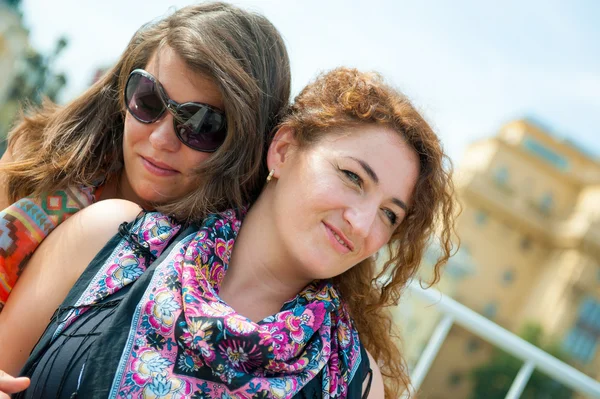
[344,200,378,239]
[148,113,181,152]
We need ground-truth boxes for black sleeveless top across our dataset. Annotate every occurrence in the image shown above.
[18,225,373,398]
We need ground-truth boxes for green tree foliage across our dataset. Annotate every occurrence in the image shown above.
[7,36,68,105]
[3,0,22,9]
[469,323,573,399]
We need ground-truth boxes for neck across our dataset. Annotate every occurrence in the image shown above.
[96,176,119,201]
[98,172,154,210]
[219,193,312,322]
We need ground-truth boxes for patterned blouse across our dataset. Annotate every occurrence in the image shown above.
[0,186,98,310]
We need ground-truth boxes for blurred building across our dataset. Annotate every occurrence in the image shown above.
[0,2,28,142]
[404,119,600,398]
[0,1,69,152]
[0,3,28,103]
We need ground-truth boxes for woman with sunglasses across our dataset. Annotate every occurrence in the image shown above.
[0,68,456,398]
[0,2,291,310]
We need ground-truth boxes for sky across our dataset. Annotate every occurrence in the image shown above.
[19,0,600,162]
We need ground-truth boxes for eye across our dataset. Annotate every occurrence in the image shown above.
[382,208,398,225]
[342,169,363,188]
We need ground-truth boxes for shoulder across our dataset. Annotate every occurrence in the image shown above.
[0,199,141,375]
[42,198,143,282]
[364,350,385,399]
[67,198,142,232]
[43,199,142,257]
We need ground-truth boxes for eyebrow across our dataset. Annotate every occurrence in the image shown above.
[348,156,409,212]
[392,198,408,213]
[350,156,379,184]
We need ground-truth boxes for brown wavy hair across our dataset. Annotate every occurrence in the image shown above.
[279,68,457,398]
[3,2,290,223]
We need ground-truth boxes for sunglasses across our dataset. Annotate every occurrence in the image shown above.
[124,69,227,152]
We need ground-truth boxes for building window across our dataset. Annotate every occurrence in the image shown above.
[563,296,600,363]
[475,210,488,226]
[502,270,515,285]
[520,236,532,252]
[494,166,509,186]
[448,371,462,387]
[467,338,481,353]
[539,192,554,215]
[493,166,514,194]
[445,245,476,279]
[483,302,498,320]
[522,136,570,172]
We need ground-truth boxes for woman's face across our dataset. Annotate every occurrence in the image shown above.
[267,124,420,280]
[121,46,224,207]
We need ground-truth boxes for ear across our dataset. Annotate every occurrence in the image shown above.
[267,126,298,178]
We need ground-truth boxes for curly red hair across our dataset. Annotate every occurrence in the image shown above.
[279,68,458,397]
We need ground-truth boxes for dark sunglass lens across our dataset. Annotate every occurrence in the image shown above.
[175,104,226,151]
[125,73,163,122]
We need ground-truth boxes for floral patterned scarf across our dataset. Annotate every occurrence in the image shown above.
[61,209,362,398]
[0,187,97,310]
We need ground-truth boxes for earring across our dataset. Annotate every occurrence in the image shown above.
[266,169,275,183]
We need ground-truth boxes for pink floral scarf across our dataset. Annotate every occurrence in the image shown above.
[62,209,362,398]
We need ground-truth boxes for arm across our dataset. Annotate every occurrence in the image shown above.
[0,199,142,376]
[364,350,385,399]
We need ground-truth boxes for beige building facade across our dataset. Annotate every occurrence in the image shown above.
[0,3,29,142]
[405,120,600,398]
[0,3,28,105]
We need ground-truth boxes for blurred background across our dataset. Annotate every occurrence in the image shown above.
[1,0,599,397]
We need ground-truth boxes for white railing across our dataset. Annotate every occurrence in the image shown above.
[406,279,600,399]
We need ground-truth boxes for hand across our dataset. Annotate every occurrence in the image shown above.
[0,370,30,399]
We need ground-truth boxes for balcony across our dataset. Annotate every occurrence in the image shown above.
[555,216,600,256]
[460,173,554,239]
[405,280,600,398]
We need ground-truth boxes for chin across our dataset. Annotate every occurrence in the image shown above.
[304,263,339,281]
[138,181,182,201]
[133,189,169,207]
[293,250,342,281]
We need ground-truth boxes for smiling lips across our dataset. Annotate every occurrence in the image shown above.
[323,222,354,253]
[141,156,179,177]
